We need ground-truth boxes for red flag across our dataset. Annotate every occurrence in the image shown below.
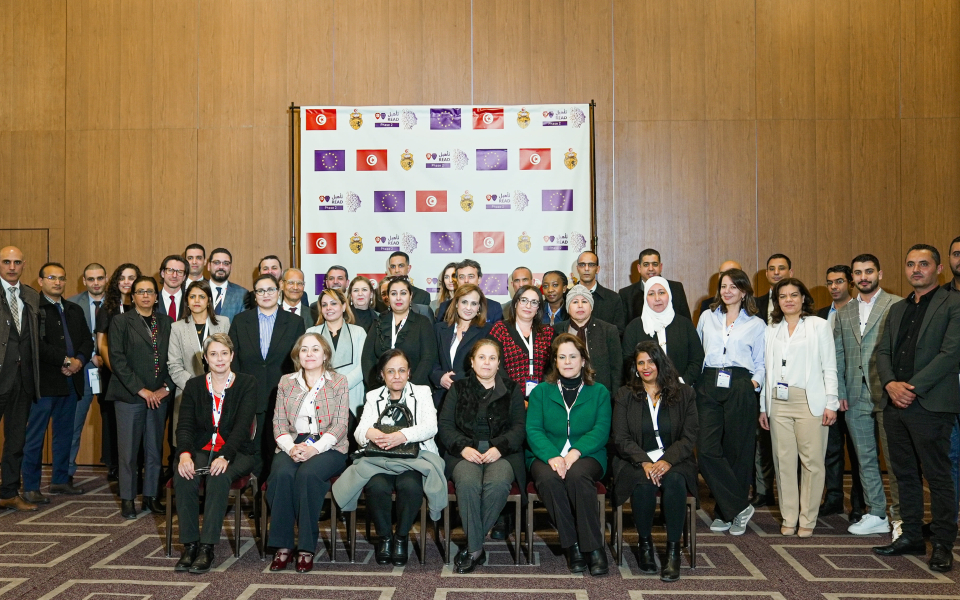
[473,108,504,129]
[519,148,551,170]
[416,190,447,212]
[306,232,337,254]
[305,109,336,130]
[473,232,505,253]
[357,149,388,171]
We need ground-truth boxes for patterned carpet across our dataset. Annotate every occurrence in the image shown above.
[0,467,957,600]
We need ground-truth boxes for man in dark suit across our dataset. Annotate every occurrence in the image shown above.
[0,246,41,511]
[228,274,306,478]
[575,250,625,335]
[21,262,94,504]
[618,248,691,323]
[280,268,314,330]
[698,260,743,316]
[309,265,348,323]
[208,248,248,321]
[755,254,793,324]
[435,259,504,323]
[874,244,960,572]
[156,255,188,320]
[387,252,430,305]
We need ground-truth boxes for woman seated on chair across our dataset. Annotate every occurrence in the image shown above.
[612,341,699,582]
[265,333,350,574]
[438,338,526,573]
[174,333,258,574]
[526,333,612,577]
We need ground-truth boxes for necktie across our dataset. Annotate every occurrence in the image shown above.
[215,287,223,316]
[8,287,20,334]
[288,306,297,314]
[168,295,177,319]
[56,303,75,357]
[92,300,102,333]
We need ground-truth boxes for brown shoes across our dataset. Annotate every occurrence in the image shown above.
[0,495,39,511]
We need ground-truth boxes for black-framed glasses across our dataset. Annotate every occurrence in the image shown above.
[163,268,186,276]
[42,275,68,283]
[517,297,540,307]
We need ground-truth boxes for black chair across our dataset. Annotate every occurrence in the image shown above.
[440,480,523,565]
[164,474,256,559]
[525,480,607,565]
[612,492,698,567]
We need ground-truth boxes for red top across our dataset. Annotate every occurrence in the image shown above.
[488,321,554,386]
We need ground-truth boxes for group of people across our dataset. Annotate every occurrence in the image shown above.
[1,238,959,579]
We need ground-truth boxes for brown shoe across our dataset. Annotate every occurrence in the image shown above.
[0,495,39,511]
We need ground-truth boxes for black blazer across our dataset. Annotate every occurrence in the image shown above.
[619,279,692,323]
[430,320,493,406]
[554,318,623,394]
[228,308,306,413]
[816,305,831,320]
[611,384,699,505]
[361,310,438,387]
[105,310,174,402]
[176,373,258,461]
[436,299,504,324]
[37,297,94,396]
[755,292,772,323]
[876,288,960,413]
[591,283,626,335]
[621,315,704,387]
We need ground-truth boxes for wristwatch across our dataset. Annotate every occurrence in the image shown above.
[62,357,71,368]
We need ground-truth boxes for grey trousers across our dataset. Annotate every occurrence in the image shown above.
[115,399,168,501]
[452,458,514,552]
[875,409,900,520]
[844,382,889,518]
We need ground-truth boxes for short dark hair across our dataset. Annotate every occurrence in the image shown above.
[542,270,568,288]
[386,275,414,296]
[259,255,282,270]
[770,278,816,324]
[825,265,852,282]
[507,284,546,335]
[39,261,65,278]
[851,253,881,271]
[709,268,759,315]
[950,235,960,250]
[906,243,941,265]
[544,333,597,386]
[132,275,159,295]
[388,251,410,264]
[511,266,532,280]
[456,259,483,278]
[160,254,187,272]
[638,248,661,262]
[82,263,106,276]
[253,273,279,288]
[577,250,599,265]
[183,243,205,258]
[374,348,410,385]
[325,265,349,279]
[766,253,792,269]
[209,247,233,261]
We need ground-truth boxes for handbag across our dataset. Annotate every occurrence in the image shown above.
[359,399,420,459]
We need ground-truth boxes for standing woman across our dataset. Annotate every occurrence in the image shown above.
[759,278,838,538]
[541,271,569,326]
[306,289,367,416]
[361,276,437,388]
[431,284,492,407]
[622,276,704,386]
[167,281,230,447]
[612,341,698,582]
[488,285,554,399]
[526,333,612,576]
[347,276,379,332]
[431,262,458,317]
[695,268,766,535]
[106,276,174,519]
[266,333,350,573]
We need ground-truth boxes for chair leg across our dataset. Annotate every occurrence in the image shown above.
[526,496,535,565]
[513,497,521,566]
[348,509,357,563]
[165,486,173,558]
[616,503,623,567]
[443,501,451,565]
[687,497,697,569]
[419,497,427,565]
[233,489,242,558]
[259,489,268,560]
[598,494,605,547]
[329,494,338,563]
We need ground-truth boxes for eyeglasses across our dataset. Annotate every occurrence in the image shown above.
[42,275,68,282]
[283,280,305,288]
[163,268,186,276]
[577,262,598,268]
[133,289,156,296]
[210,260,231,267]
[254,287,279,296]
[517,297,540,307]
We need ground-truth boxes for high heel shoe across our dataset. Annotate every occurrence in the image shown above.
[637,536,658,574]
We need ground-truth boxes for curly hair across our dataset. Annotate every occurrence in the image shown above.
[102,263,142,315]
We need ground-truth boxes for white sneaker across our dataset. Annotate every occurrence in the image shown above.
[729,505,755,536]
[710,518,731,532]
[890,519,903,542]
[847,514,891,535]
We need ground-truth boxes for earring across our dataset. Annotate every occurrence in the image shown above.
[634,371,640,378]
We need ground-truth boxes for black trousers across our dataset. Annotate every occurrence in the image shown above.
[173,451,257,545]
[823,408,865,511]
[883,402,958,547]
[266,449,347,552]
[0,378,31,499]
[97,391,118,469]
[630,470,687,542]
[696,368,756,522]
[529,457,604,553]
[365,470,424,537]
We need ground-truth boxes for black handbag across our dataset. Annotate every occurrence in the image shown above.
[360,399,420,459]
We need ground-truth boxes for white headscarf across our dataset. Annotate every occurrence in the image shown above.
[640,276,676,350]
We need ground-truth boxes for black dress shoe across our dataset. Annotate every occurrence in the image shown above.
[22,490,50,505]
[107,467,119,482]
[175,542,198,572]
[120,499,138,520]
[930,542,953,572]
[873,536,926,556]
[818,501,844,517]
[566,543,587,573]
[375,536,394,565]
[660,541,681,581]
[456,549,486,574]
[637,536,658,574]
[49,483,85,495]
[751,492,775,507]
[587,548,608,576]
[188,543,215,573]
[142,496,166,515]
[453,548,471,567]
[490,514,508,540]
[391,535,409,566]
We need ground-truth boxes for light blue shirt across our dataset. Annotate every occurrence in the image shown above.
[697,307,766,385]
[257,309,278,359]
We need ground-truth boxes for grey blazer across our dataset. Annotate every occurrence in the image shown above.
[106,310,174,402]
[833,289,901,407]
[876,287,960,413]
[167,315,231,392]
[0,282,41,399]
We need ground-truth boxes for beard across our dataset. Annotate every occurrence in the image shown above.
[210,270,229,283]
[857,279,879,295]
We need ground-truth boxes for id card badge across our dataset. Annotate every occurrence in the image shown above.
[525,380,538,397]
[647,448,664,462]
[716,369,732,388]
[88,369,102,395]
[775,382,789,401]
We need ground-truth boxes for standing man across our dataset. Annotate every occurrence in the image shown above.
[280,268,313,330]
[0,247,41,511]
[435,259,504,323]
[575,250,625,335]
[835,254,900,536]
[873,244,960,572]
[68,263,106,485]
[387,252,429,305]
[756,254,793,323]
[501,266,534,320]
[310,265,349,321]
[618,248,692,322]
[21,263,93,503]
[183,244,206,284]
[818,265,865,521]
[157,255,187,320]
[943,236,960,515]
[207,248,247,321]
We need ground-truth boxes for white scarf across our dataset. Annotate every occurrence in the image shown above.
[640,276,676,350]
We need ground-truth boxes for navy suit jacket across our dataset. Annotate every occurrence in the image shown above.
[435,298,503,324]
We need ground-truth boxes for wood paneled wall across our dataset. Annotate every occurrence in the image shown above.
[2,0,960,461]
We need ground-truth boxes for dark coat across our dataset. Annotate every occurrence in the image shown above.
[438,375,527,501]
[430,320,492,406]
[105,310,175,402]
[619,279,692,323]
[554,318,622,394]
[0,282,41,399]
[755,292,772,323]
[37,297,94,396]
[435,299,503,324]
[228,308,306,413]
[621,315,704,387]
[611,384,699,506]
[590,283,626,335]
[176,372,259,460]
[361,310,437,387]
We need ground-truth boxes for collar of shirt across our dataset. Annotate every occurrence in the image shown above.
[907,286,937,305]
[257,308,279,322]
[293,369,326,390]
[42,294,62,309]
[1,279,20,296]
[585,282,598,293]
[857,289,881,306]
[283,300,300,312]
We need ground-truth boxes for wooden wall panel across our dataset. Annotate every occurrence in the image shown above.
[387,0,427,105]
[66,0,122,130]
[0,230,50,276]
[153,0,199,128]
[254,0,288,127]
[286,0,335,106]
[418,0,471,105]
[592,120,614,275]
[756,0,815,120]
[118,0,154,129]
[705,0,756,120]
[333,0,390,105]
[901,0,960,118]
[151,129,199,261]
[199,0,255,128]
[0,131,66,229]
[563,0,612,120]
[706,121,758,277]
[473,0,534,104]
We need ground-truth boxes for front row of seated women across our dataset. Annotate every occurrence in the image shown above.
[171,330,697,581]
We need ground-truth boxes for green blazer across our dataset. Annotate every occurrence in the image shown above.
[525,380,612,474]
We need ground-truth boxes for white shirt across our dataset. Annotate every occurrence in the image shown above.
[1,279,23,321]
[770,318,810,388]
[697,307,766,384]
[161,288,183,318]
[282,300,300,315]
[210,280,227,309]
[857,291,880,336]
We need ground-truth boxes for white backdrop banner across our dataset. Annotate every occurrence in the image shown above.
[299,104,593,300]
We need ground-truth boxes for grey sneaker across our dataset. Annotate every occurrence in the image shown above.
[710,518,731,532]
[729,504,755,536]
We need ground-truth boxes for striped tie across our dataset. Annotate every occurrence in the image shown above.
[7,287,20,334]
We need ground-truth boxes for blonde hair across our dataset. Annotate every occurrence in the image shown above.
[290,333,335,374]
[315,288,354,326]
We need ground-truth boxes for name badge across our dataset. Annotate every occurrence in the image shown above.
[716,369,732,388]
[775,382,789,401]
[647,448,664,462]
[88,369,102,395]
[525,380,538,397]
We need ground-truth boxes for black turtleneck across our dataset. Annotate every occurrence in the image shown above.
[559,374,583,408]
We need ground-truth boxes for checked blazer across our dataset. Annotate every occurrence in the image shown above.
[833,289,901,407]
[272,371,351,454]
